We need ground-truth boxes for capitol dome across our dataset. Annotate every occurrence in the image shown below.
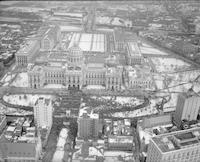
[67,43,84,66]
[68,43,83,56]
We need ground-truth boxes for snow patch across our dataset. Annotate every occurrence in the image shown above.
[3,94,53,107]
[11,72,28,87]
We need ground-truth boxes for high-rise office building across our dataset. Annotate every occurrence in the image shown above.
[34,97,53,129]
[174,92,200,127]
[78,113,100,139]
[146,127,200,162]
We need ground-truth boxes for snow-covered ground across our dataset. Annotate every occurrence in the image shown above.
[166,71,200,93]
[151,57,191,73]
[86,85,105,90]
[11,72,28,87]
[153,74,166,90]
[52,128,68,162]
[152,70,200,111]
[3,94,53,107]
[43,84,67,89]
[0,73,16,86]
[112,105,158,118]
[140,43,169,55]
[91,96,142,106]
[0,103,33,116]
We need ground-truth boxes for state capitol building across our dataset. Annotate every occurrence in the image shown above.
[16,25,153,91]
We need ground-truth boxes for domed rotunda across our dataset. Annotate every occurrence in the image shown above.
[67,43,84,66]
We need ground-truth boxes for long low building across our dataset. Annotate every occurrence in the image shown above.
[106,135,133,151]
[126,41,144,65]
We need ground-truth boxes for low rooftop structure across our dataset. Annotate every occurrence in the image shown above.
[68,32,107,53]
[106,135,133,151]
[127,42,142,57]
[16,39,39,56]
[151,127,200,153]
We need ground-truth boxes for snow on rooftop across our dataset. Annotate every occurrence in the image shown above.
[104,151,133,157]
[138,127,153,145]
[140,44,169,55]
[89,147,103,157]
[54,12,83,18]
[68,33,106,53]
[127,42,141,57]
[7,126,15,132]
[60,25,82,32]
[17,40,38,55]
[151,57,191,73]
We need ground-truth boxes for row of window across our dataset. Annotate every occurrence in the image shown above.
[86,80,104,85]
[45,73,64,78]
[86,73,104,78]
[7,159,35,162]
[46,79,64,84]
[17,57,27,64]
[130,81,152,84]
[68,57,82,63]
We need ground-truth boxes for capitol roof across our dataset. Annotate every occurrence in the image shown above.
[68,44,83,57]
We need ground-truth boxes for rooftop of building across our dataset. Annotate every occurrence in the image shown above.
[108,135,133,143]
[67,32,106,53]
[0,117,36,144]
[85,55,106,64]
[73,143,103,161]
[16,39,39,56]
[152,127,200,153]
[114,29,137,42]
[106,66,123,76]
[31,65,43,73]
[37,25,59,39]
[35,97,51,106]
[86,63,105,69]
[127,66,151,80]
[126,41,142,57]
